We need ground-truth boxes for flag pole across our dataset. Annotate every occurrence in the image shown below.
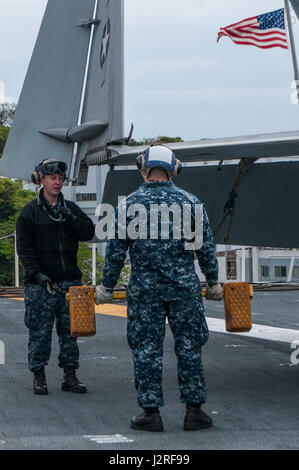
[284,0,299,104]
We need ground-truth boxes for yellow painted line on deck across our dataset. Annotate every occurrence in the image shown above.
[5,297,128,318]
[95,304,127,318]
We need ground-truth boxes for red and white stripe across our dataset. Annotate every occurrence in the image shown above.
[217,16,288,50]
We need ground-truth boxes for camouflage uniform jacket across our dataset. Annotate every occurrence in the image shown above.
[102,180,218,302]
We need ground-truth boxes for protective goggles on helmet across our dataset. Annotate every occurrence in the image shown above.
[36,160,67,176]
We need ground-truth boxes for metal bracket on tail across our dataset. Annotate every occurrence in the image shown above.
[108,123,134,146]
[77,19,101,28]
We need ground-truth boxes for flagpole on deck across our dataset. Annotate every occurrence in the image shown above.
[284,0,299,104]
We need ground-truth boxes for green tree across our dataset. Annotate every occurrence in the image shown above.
[0,126,9,158]
[0,102,16,158]
[0,180,35,285]
[129,135,183,146]
[0,102,16,127]
[77,243,130,286]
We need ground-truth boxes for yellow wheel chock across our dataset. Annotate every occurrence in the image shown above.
[202,282,253,332]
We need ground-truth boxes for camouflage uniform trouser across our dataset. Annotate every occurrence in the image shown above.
[24,280,81,372]
[127,294,209,408]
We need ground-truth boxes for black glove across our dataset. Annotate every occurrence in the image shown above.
[35,272,52,288]
[58,206,79,224]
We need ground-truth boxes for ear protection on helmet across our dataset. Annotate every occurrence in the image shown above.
[136,152,146,173]
[31,170,42,185]
[136,145,182,177]
[173,158,182,176]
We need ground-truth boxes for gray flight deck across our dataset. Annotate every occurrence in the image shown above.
[0,290,299,451]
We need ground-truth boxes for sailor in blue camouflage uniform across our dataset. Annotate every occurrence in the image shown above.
[16,158,95,395]
[96,145,223,431]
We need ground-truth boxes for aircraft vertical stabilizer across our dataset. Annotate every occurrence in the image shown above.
[0,0,95,181]
[290,0,299,20]
[73,0,124,184]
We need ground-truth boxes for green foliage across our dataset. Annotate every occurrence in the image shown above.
[0,103,15,157]
[0,102,16,127]
[0,179,35,285]
[0,179,19,219]
[129,135,183,146]
[77,243,103,285]
[77,243,130,286]
[0,126,9,158]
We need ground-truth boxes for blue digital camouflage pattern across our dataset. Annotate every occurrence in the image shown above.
[102,180,218,407]
[24,280,81,372]
[127,294,209,407]
[102,180,218,299]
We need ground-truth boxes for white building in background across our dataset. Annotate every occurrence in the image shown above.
[196,246,299,284]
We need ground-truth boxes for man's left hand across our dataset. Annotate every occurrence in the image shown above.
[206,282,223,301]
[95,284,113,304]
[58,206,79,224]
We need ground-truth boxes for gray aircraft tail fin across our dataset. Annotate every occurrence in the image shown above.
[74,0,124,184]
[290,0,299,19]
[0,0,124,183]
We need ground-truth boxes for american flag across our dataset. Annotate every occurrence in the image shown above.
[217,8,288,49]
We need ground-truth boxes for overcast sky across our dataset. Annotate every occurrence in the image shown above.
[1,0,299,141]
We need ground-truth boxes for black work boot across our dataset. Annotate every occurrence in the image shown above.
[33,367,48,395]
[184,403,213,431]
[130,407,164,432]
[61,367,87,393]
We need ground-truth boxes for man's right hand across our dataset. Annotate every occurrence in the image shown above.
[35,272,52,288]
[206,282,223,301]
